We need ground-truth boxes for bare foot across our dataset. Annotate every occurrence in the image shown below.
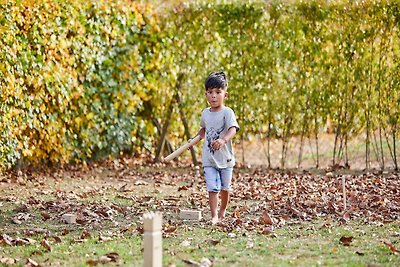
[211,216,219,225]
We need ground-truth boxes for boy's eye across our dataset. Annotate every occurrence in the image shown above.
[206,89,222,95]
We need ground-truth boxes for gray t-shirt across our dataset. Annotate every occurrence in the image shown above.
[200,106,239,168]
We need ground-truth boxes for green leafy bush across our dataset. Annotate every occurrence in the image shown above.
[1,0,399,170]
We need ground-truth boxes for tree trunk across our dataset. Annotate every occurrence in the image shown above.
[154,98,175,162]
[176,76,198,166]
[281,115,292,169]
[297,109,308,168]
[393,125,398,170]
[365,114,371,170]
[344,134,349,167]
[315,116,319,168]
[333,104,343,166]
[260,130,270,169]
[379,123,385,170]
[267,120,272,168]
[372,129,384,170]
[152,118,173,155]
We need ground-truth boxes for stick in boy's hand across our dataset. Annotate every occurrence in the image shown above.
[163,135,201,162]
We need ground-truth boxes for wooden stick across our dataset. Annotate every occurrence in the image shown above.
[163,135,201,162]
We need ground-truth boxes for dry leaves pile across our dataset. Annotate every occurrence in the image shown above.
[232,169,399,225]
[0,158,399,265]
[1,161,399,231]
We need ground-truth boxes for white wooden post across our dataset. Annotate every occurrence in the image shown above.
[143,212,162,267]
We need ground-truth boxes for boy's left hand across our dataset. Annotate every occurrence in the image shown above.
[211,138,226,151]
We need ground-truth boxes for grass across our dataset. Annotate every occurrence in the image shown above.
[2,223,399,266]
[1,203,399,266]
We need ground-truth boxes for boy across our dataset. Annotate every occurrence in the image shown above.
[192,71,239,225]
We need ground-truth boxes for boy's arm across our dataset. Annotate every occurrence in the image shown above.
[212,127,237,151]
[187,128,205,149]
[221,126,237,143]
[196,127,205,140]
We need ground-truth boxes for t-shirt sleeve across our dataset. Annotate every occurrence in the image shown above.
[200,111,206,128]
[226,108,239,132]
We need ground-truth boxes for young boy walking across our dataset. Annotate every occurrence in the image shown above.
[192,71,239,225]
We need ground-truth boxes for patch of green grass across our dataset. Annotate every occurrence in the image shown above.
[1,219,399,266]
[162,221,399,266]
[1,233,143,267]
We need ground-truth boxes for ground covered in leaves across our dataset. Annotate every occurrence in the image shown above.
[0,157,399,266]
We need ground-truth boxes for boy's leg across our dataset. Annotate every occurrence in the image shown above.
[219,167,233,220]
[204,167,221,224]
[209,192,219,224]
[218,190,230,219]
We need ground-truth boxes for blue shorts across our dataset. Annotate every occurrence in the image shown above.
[203,166,233,192]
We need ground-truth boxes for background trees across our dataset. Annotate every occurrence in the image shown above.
[0,0,399,170]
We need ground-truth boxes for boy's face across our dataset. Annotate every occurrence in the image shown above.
[205,87,227,110]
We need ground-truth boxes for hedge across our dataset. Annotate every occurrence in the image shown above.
[1,0,399,170]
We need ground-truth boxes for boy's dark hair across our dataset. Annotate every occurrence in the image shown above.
[205,71,228,90]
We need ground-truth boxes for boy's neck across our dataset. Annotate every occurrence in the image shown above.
[210,105,225,112]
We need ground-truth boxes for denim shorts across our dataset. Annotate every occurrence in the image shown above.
[203,166,233,192]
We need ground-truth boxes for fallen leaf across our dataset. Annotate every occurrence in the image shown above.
[118,183,133,192]
[0,256,18,265]
[104,252,119,262]
[98,234,112,242]
[246,240,254,249]
[134,180,148,186]
[30,250,44,256]
[80,230,91,239]
[14,237,33,246]
[1,234,13,246]
[339,236,353,246]
[260,227,275,236]
[382,240,399,254]
[261,211,273,225]
[227,233,236,238]
[97,256,112,264]
[86,259,99,266]
[199,257,213,267]
[180,240,191,247]
[51,236,62,243]
[178,185,189,191]
[41,211,50,221]
[182,259,200,266]
[61,229,69,236]
[342,206,354,221]
[206,239,220,246]
[25,258,40,267]
[87,252,119,266]
[164,225,177,234]
[12,218,22,225]
[233,210,241,218]
[40,239,52,252]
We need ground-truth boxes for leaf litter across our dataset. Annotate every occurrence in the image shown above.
[0,158,399,264]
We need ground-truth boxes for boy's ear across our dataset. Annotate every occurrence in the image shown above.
[225,92,228,98]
